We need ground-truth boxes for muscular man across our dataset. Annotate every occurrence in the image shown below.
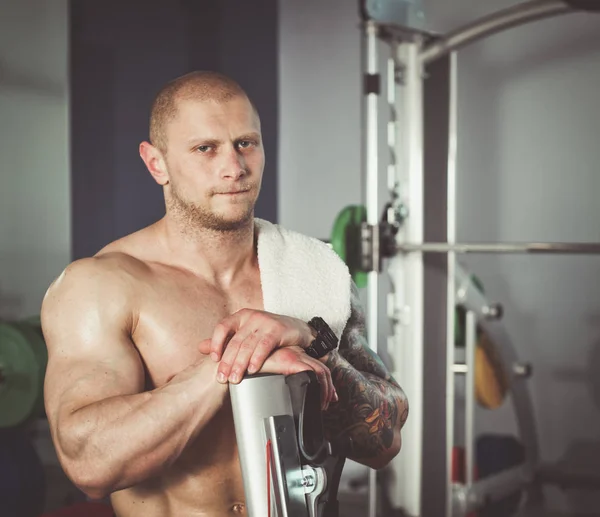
[41,71,409,516]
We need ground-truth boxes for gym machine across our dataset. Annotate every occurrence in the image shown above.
[230,371,347,517]
[348,1,600,516]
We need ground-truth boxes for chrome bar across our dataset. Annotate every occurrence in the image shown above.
[387,48,397,195]
[464,311,476,488]
[364,19,380,517]
[421,0,573,64]
[445,50,458,517]
[397,242,600,254]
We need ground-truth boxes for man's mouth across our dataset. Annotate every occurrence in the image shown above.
[217,189,251,195]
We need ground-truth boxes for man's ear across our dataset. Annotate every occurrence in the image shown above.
[140,141,169,185]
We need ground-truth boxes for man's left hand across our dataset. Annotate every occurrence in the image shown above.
[198,309,315,384]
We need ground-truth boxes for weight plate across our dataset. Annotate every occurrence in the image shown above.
[475,330,509,410]
[14,319,47,420]
[0,322,46,428]
[331,205,368,288]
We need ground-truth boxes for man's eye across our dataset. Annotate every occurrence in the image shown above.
[196,145,211,153]
[238,140,253,149]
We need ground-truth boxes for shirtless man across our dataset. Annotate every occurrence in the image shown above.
[41,71,409,516]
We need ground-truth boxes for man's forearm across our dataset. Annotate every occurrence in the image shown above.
[58,368,227,497]
[322,351,408,468]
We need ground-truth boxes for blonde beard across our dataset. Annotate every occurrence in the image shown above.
[166,179,255,233]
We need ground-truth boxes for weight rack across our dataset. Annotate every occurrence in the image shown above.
[356,2,600,516]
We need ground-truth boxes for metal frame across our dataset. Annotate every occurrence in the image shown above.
[397,242,600,254]
[420,0,575,64]
[363,20,380,517]
[445,48,459,517]
[358,1,598,516]
[384,35,426,517]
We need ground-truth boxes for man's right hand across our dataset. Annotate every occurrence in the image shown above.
[258,346,336,410]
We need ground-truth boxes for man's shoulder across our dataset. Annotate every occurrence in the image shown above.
[46,225,154,302]
[46,252,142,300]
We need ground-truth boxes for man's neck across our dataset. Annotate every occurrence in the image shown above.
[157,215,257,287]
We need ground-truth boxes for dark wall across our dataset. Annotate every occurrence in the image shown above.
[70,0,278,259]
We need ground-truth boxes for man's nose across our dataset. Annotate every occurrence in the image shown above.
[220,147,247,180]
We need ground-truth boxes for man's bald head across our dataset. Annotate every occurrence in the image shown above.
[149,71,255,154]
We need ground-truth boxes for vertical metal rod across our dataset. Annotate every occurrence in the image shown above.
[386,39,425,517]
[387,48,397,195]
[405,39,425,517]
[365,20,380,230]
[445,51,458,517]
[364,20,379,517]
[465,310,477,487]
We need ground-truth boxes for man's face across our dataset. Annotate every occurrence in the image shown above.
[162,95,264,232]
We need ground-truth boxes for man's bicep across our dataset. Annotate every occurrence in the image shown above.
[337,281,400,387]
[42,259,145,422]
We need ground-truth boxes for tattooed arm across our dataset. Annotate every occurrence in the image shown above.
[321,281,409,469]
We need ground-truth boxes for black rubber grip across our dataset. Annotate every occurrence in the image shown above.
[364,73,380,95]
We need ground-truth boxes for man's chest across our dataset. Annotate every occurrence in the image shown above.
[131,272,264,387]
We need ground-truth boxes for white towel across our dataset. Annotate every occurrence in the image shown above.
[255,218,352,340]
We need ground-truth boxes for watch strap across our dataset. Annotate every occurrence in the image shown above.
[305,317,338,359]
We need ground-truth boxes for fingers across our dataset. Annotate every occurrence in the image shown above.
[302,355,337,411]
[220,330,262,383]
[198,338,212,355]
[210,320,236,362]
[247,333,279,374]
[213,310,284,383]
[210,310,257,361]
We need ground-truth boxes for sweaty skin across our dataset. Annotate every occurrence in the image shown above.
[42,72,406,517]
[43,229,264,516]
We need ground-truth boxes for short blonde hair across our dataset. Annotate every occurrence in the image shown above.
[149,71,253,153]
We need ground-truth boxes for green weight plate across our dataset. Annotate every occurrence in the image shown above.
[0,322,45,428]
[331,205,368,288]
[15,317,48,419]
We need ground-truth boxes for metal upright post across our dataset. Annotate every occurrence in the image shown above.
[387,35,425,517]
[363,19,380,517]
[445,50,458,517]
[464,310,477,488]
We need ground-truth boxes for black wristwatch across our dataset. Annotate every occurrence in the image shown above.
[305,317,338,359]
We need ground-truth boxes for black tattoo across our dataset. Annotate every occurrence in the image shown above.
[322,282,409,461]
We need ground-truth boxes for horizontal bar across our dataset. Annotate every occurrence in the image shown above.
[421,0,573,64]
[397,242,600,255]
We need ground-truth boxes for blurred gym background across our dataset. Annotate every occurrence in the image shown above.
[1,0,600,516]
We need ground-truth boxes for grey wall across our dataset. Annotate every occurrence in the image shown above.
[0,0,70,320]
[71,0,279,259]
[279,0,600,514]
[278,0,363,238]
